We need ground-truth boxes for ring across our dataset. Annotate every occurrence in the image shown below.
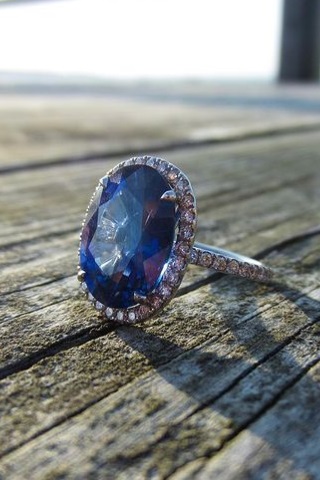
[78,156,273,324]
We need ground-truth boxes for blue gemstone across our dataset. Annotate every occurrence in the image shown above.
[80,165,177,308]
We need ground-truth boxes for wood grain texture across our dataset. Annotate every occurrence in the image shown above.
[1,82,320,172]
[0,86,320,479]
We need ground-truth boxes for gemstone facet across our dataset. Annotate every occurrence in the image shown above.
[80,165,178,308]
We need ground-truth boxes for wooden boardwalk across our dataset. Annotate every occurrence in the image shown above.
[0,83,320,479]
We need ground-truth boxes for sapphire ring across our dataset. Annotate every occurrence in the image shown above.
[78,156,273,324]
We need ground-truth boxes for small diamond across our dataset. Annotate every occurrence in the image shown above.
[117,311,124,321]
[151,295,162,309]
[147,157,156,167]
[139,305,151,318]
[166,270,179,286]
[213,255,227,271]
[167,168,179,183]
[111,171,122,184]
[200,252,212,267]
[88,292,94,302]
[158,162,166,173]
[173,256,186,271]
[181,226,193,240]
[95,301,104,311]
[106,307,113,318]
[182,194,194,208]
[181,210,194,224]
[227,259,240,275]
[239,263,250,277]
[176,242,190,257]
[176,176,189,192]
[249,265,258,279]
[159,284,172,298]
[190,249,198,263]
[128,311,136,322]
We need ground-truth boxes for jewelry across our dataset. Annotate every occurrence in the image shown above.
[78,156,273,324]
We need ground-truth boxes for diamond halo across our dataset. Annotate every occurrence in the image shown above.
[78,156,197,324]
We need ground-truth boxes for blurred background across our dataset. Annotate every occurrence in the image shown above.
[0,0,319,170]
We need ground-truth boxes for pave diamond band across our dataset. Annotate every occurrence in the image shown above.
[78,155,274,324]
[190,243,273,282]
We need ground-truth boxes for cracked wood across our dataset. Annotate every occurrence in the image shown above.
[0,87,320,479]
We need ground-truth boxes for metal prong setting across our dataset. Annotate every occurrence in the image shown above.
[99,175,110,187]
[133,292,150,305]
[161,190,178,203]
[77,269,85,282]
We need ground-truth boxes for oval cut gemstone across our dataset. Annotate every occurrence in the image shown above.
[80,165,177,308]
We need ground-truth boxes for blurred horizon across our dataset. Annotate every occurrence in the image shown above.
[0,0,282,82]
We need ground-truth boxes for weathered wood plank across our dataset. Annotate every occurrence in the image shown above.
[1,130,319,293]
[0,91,320,478]
[0,132,319,373]
[174,361,320,479]
[1,130,319,248]
[1,83,320,171]
[0,235,319,477]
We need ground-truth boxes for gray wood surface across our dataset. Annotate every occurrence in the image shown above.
[0,84,319,480]
[2,83,320,172]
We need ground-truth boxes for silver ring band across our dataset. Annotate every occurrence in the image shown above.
[190,242,273,282]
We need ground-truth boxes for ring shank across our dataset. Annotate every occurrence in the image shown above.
[190,242,273,282]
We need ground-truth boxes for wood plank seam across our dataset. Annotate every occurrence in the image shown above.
[181,302,320,422]
[1,123,320,176]
[2,317,320,463]
[0,294,70,326]
[2,211,319,298]
[1,281,317,379]
[1,225,79,251]
[3,175,307,251]
[1,227,319,380]
[0,89,319,478]
[0,274,69,297]
[0,280,319,460]
[1,313,318,466]
[198,173,313,213]
[166,353,320,480]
